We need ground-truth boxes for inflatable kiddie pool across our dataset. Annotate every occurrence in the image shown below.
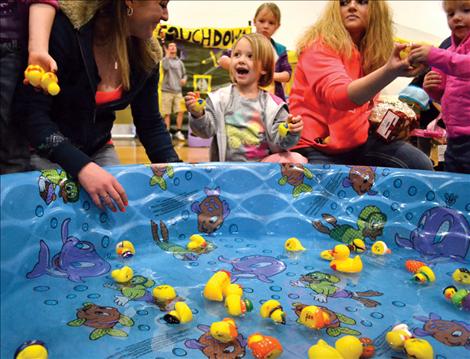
[1,163,469,358]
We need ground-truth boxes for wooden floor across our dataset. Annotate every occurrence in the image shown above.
[114,138,210,164]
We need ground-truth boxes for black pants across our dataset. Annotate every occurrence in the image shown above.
[445,135,470,174]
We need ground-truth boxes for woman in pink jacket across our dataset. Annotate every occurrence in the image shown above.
[410,0,470,174]
[289,0,433,170]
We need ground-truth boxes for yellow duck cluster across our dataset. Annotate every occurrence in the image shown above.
[24,65,60,96]
[386,324,433,359]
[308,336,364,359]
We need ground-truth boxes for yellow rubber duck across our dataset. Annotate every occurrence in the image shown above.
[163,301,193,324]
[187,234,207,252]
[210,318,238,343]
[308,336,364,359]
[15,340,48,359]
[386,324,413,351]
[222,283,243,297]
[24,65,60,95]
[278,122,289,137]
[284,237,306,252]
[298,305,331,330]
[115,240,135,258]
[348,238,366,253]
[403,338,433,359]
[152,285,176,306]
[330,244,363,273]
[453,268,470,285]
[111,266,133,283]
[247,333,283,359]
[24,65,44,87]
[308,339,342,359]
[412,266,435,284]
[225,294,253,316]
[320,249,334,261]
[259,299,286,325]
[193,98,206,113]
[203,270,231,301]
[371,241,392,255]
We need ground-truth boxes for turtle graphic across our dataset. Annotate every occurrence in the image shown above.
[292,302,361,337]
[67,303,134,340]
[149,164,174,190]
[313,205,387,243]
[191,187,230,234]
[151,220,216,261]
[38,169,79,205]
[278,163,314,198]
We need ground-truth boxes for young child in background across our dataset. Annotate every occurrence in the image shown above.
[185,33,303,163]
[161,41,187,141]
[409,0,470,173]
[218,2,292,101]
[0,0,58,174]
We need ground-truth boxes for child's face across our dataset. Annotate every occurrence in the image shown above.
[445,2,470,42]
[254,8,280,40]
[231,38,263,87]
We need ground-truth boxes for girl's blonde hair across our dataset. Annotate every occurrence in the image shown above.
[296,0,394,74]
[230,33,274,88]
[443,0,470,13]
[254,2,281,25]
[95,1,159,90]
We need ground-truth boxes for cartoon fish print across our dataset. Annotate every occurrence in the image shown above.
[151,220,216,261]
[342,166,377,196]
[67,303,134,340]
[395,207,470,262]
[291,302,361,337]
[191,187,230,234]
[414,313,470,349]
[290,271,383,307]
[313,206,387,243]
[27,218,110,282]
[149,164,174,190]
[38,169,79,205]
[278,163,313,198]
[218,255,286,283]
[184,324,247,359]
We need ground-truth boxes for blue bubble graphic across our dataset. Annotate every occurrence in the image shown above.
[208,261,217,265]
[382,190,390,198]
[74,285,88,292]
[138,325,150,331]
[44,300,58,306]
[81,223,88,232]
[346,207,353,215]
[360,320,373,327]
[270,286,282,292]
[392,301,406,308]
[178,234,186,241]
[224,244,234,248]
[172,348,187,357]
[35,206,44,217]
[466,203,470,211]
[322,164,331,170]
[191,308,199,315]
[173,177,181,186]
[185,171,192,181]
[189,262,199,267]
[371,312,384,319]
[382,168,391,176]
[391,203,400,212]
[408,186,417,196]
[331,203,338,210]
[101,236,110,248]
[99,213,108,223]
[345,307,358,312]
[50,218,58,229]
[304,266,314,270]
[393,179,402,188]
[288,293,300,300]
[66,294,77,299]
[87,293,101,299]
[181,210,190,221]
[436,355,447,359]
[247,244,257,248]
[426,191,435,201]
[338,190,346,199]
[405,213,413,221]
[83,201,90,211]
[271,295,281,300]
[33,286,50,292]
[244,288,254,294]
[137,310,148,316]
[263,249,272,254]
[229,224,239,234]
[286,272,297,277]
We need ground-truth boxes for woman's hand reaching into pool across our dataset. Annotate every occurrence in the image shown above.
[78,162,128,212]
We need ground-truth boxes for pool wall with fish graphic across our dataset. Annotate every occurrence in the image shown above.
[1,163,469,358]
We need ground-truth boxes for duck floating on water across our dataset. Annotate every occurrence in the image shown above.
[443,285,470,310]
[15,340,48,359]
[111,266,133,283]
[329,244,363,273]
[115,240,135,258]
[163,301,193,324]
[284,237,306,252]
[371,241,391,255]
[203,270,231,301]
[187,234,207,252]
[308,336,365,359]
[298,305,331,330]
[210,318,238,343]
[259,299,286,325]
[452,268,470,285]
[247,333,283,359]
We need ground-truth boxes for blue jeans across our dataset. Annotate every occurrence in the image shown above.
[293,133,434,170]
[445,135,470,174]
[0,41,32,174]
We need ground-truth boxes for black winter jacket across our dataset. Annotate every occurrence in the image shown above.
[14,11,180,177]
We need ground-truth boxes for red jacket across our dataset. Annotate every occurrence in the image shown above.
[289,40,373,153]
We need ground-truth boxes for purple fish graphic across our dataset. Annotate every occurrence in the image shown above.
[218,255,286,283]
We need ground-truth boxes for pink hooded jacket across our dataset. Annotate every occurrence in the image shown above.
[426,33,470,138]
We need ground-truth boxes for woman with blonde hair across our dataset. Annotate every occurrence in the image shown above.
[290,0,433,170]
[14,0,180,212]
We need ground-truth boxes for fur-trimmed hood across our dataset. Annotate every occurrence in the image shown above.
[58,0,162,63]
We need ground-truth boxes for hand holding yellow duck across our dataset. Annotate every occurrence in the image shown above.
[24,65,60,96]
